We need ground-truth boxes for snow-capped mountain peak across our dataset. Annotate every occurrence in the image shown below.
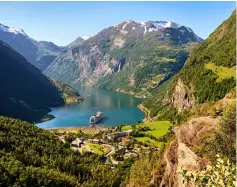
[115,20,201,41]
[0,23,28,36]
[117,20,183,35]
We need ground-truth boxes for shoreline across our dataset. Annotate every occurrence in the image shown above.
[47,125,113,131]
[137,104,154,122]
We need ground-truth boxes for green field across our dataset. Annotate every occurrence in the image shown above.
[88,143,111,155]
[122,121,172,136]
[135,137,164,147]
[205,63,236,82]
[122,121,172,147]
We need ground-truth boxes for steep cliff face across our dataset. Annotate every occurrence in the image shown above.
[44,20,202,96]
[172,78,195,113]
[160,116,219,187]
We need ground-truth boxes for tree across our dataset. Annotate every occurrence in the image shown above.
[199,102,236,163]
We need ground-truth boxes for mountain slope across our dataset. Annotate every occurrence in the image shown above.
[0,40,79,122]
[143,10,236,121]
[67,36,84,49]
[0,22,65,70]
[128,10,236,187]
[44,20,202,96]
[0,116,128,187]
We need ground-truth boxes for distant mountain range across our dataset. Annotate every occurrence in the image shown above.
[0,19,203,98]
[44,20,203,97]
[0,22,65,71]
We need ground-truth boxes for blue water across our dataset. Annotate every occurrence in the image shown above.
[37,86,145,129]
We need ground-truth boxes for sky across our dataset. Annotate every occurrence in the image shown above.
[0,1,235,46]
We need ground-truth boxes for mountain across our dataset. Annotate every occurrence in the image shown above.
[67,36,84,48]
[0,22,65,71]
[128,10,236,187]
[44,20,202,97]
[142,10,236,121]
[0,40,81,122]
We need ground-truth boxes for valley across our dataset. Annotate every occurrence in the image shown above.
[0,3,236,187]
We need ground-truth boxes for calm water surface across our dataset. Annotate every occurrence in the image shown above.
[37,86,145,129]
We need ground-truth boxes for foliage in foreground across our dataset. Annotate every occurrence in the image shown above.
[197,103,236,163]
[182,155,236,187]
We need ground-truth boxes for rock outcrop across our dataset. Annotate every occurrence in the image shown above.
[172,78,195,113]
[160,116,220,187]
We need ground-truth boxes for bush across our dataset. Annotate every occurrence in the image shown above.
[182,155,236,187]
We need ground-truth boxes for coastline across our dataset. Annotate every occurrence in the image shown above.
[47,125,112,133]
[137,104,154,122]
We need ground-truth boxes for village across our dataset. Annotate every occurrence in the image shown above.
[49,121,171,165]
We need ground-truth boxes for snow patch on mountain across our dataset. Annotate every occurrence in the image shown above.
[0,23,28,36]
[82,36,91,40]
[144,25,147,35]
[164,21,180,28]
[136,21,146,26]
[122,22,129,30]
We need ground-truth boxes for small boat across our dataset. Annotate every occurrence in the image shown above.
[90,111,103,124]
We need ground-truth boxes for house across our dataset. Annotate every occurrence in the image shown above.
[71,138,83,147]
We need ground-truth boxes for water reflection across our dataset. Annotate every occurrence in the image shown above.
[37,86,145,129]
[75,86,141,110]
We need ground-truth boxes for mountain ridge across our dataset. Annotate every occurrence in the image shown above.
[143,9,236,123]
[0,22,65,71]
[0,40,81,122]
[44,19,203,97]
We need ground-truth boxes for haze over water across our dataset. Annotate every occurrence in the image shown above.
[37,86,145,129]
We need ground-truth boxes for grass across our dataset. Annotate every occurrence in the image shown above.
[87,143,111,155]
[135,137,164,147]
[121,125,133,131]
[142,121,172,138]
[122,121,172,139]
[205,63,236,82]
[122,121,172,147]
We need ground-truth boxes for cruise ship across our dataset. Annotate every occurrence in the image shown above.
[90,111,103,124]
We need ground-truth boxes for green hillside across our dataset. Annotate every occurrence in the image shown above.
[97,31,196,97]
[143,10,236,122]
[0,116,128,187]
[0,41,81,123]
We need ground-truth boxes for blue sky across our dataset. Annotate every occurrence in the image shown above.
[0,1,235,46]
